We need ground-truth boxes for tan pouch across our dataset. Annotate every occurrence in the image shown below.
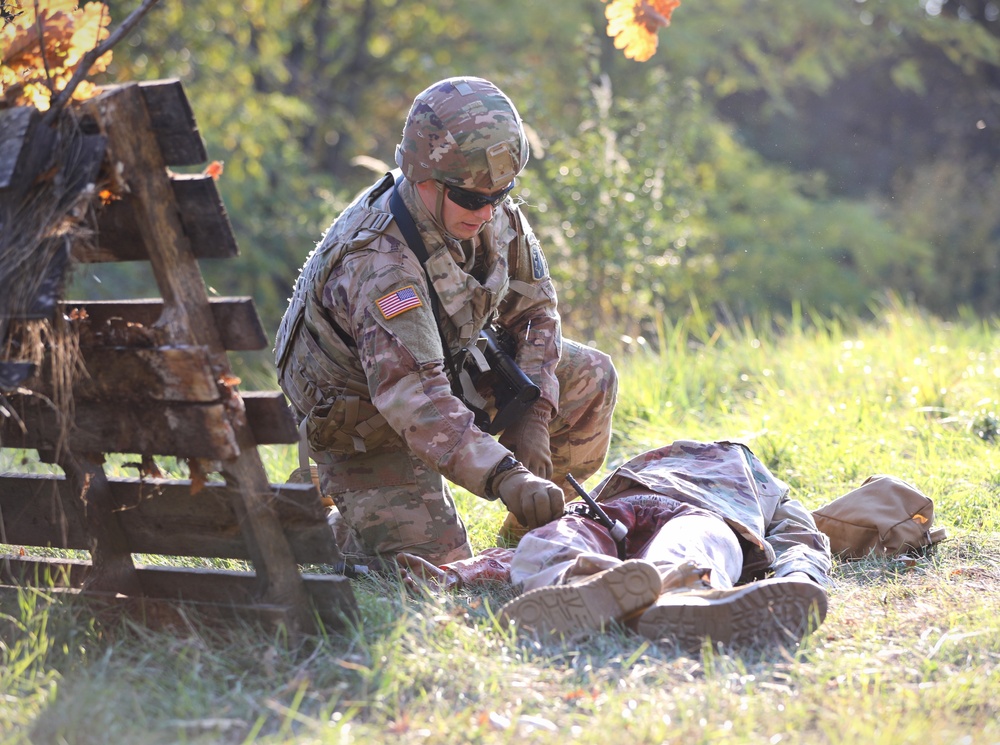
[812,474,947,559]
[306,394,398,455]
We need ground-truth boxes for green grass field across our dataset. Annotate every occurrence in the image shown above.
[3,301,999,744]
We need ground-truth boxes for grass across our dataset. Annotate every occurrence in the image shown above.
[2,299,1000,744]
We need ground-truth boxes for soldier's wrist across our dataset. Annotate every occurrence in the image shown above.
[485,454,520,501]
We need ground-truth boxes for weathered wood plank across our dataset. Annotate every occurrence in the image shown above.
[56,452,141,595]
[0,106,35,189]
[0,473,90,549]
[137,79,207,166]
[0,389,295,452]
[0,474,339,565]
[53,345,219,403]
[83,173,238,263]
[0,557,358,629]
[241,391,300,445]
[80,82,313,629]
[61,297,269,352]
[0,396,240,459]
[171,174,240,256]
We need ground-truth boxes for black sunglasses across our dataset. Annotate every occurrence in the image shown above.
[443,179,517,211]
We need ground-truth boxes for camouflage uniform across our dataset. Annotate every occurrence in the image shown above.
[275,81,616,564]
[510,440,832,591]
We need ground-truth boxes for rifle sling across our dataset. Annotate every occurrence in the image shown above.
[388,176,466,399]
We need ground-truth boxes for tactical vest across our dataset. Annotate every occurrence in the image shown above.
[274,172,544,455]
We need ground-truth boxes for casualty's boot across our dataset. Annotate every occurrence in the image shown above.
[499,559,662,637]
[636,575,828,652]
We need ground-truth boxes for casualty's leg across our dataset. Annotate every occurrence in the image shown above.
[636,576,829,652]
[638,513,744,591]
[499,559,661,637]
[499,508,661,636]
[635,513,827,650]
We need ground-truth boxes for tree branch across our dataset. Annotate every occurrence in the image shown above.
[34,0,56,97]
[41,0,161,124]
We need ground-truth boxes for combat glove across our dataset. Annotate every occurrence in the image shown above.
[488,457,564,529]
[499,403,553,479]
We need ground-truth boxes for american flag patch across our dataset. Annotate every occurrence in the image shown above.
[375,285,423,319]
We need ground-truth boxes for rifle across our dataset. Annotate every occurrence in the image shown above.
[458,324,540,435]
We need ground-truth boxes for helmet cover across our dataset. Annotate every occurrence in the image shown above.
[395,77,529,190]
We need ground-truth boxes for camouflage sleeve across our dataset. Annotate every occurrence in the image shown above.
[324,238,511,496]
[765,497,834,587]
[496,205,561,411]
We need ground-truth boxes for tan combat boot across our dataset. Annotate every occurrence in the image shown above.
[499,560,662,637]
[636,575,828,652]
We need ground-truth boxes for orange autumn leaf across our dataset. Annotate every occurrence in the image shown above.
[603,0,681,62]
[218,372,241,388]
[202,160,224,180]
[0,1,112,110]
[97,187,120,204]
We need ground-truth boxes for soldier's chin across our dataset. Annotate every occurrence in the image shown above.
[449,222,485,240]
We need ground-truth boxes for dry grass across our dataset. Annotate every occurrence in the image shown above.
[2,302,1000,744]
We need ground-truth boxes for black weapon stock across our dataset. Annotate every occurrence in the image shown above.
[459,325,540,435]
[479,326,540,435]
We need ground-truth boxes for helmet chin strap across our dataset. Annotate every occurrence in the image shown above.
[434,181,482,244]
[417,180,484,244]
[433,181,448,229]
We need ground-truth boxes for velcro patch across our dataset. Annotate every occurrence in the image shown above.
[530,238,548,280]
[375,285,423,319]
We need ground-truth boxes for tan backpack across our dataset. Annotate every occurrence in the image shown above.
[812,474,948,559]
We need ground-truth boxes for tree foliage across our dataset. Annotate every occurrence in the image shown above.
[46,0,1000,350]
[1,0,112,109]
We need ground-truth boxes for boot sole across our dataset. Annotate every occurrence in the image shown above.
[500,560,662,636]
[636,577,828,651]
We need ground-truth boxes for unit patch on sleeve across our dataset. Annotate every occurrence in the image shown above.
[375,285,423,319]
[530,235,548,280]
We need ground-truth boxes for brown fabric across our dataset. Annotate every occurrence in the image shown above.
[812,475,946,559]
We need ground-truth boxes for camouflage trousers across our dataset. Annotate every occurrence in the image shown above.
[509,489,744,594]
[315,338,617,564]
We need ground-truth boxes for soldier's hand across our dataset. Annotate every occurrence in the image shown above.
[492,463,564,529]
[499,407,553,479]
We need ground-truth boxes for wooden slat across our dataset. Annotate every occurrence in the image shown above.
[242,391,300,445]
[61,297,269,352]
[0,396,240,459]
[172,174,240,256]
[137,79,207,166]
[83,173,238,263]
[0,106,35,189]
[0,558,358,629]
[0,473,90,550]
[69,346,219,403]
[89,83,311,623]
[0,474,339,565]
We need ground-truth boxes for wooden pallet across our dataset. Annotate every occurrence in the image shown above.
[0,79,357,633]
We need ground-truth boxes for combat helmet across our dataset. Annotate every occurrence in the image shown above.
[395,77,529,191]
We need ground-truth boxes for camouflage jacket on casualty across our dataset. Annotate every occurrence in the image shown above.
[275,171,561,497]
[592,440,833,584]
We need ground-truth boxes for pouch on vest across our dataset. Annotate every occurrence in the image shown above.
[812,474,947,559]
[306,394,400,455]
